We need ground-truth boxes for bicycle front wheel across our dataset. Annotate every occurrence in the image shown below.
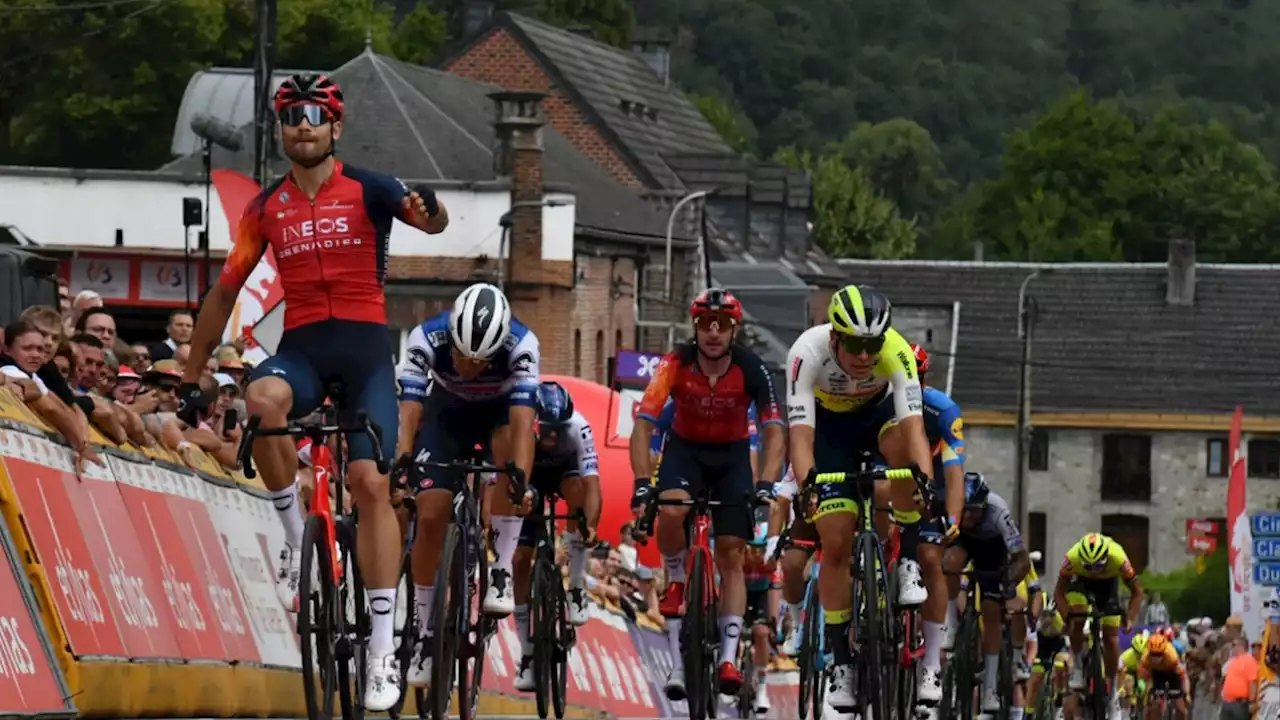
[456,524,491,720]
[299,515,339,720]
[532,557,553,719]
[855,533,889,720]
[550,568,569,720]
[428,525,462,720]
[797,577,821,720]
[686,551,709,720]
[337,524,366,720]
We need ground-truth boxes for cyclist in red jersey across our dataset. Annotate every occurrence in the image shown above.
[175,73,447,711]
[628,288,786,702]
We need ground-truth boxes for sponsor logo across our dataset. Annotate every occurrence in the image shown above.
[281,217,351,243]
[951,417,964,440]
[512,351,536,374]
[324,200,355,210]
[408,347,430,372]
[897,349,915,380]
[905,384,923,411]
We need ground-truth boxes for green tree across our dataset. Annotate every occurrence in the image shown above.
[1139,549,1230,624]
[534,0,635,46]
[836,118,956,221]
[776,146,917,259]
[689,91,757,155]
[389,2,449,65]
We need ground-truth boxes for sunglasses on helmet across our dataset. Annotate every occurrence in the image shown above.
[836,333,885,355]
[278,104,333,127]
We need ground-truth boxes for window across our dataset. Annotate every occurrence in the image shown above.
[1249,438,1280,479]
[1206,438,1227,477]
[1029,428,1050,471]
[1101,434,1152,502]
[1027,512,1047,567]
[573,329,582,377]
[594,330,605,384]
[1101,514,1150,574]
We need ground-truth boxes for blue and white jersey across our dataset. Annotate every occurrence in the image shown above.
[396,311,541,406]
[535,410,600,477]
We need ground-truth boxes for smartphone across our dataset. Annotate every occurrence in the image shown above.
[223,408,238,434]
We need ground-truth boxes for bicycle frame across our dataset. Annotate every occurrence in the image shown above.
[310,440,344,585]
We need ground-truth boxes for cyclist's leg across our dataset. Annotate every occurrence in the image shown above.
[1011,584,1032,689]
[649,435,699,693]
[1093,579,1123,698]
[875,396,929,607]
[710,439,753,693]
[918,468,950,702]
[510,464,561,692]
[1064,582,1091,687]
[244,336,323,609]
[972,538,1006,709]
[406,393,472,685]
[779,518,815,656]
[333,324,402,697]
[746,589,772,709]
[810,409,862,705]
[487,395,535,613]
[554,469,594,624]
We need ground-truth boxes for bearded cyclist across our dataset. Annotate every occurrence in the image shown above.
[629,288,786,701]
[177,72,448,711]
[784,285,951,710]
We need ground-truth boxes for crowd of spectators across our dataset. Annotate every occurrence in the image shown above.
[0,286,251,473]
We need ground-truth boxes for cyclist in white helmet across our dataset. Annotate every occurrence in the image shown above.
[394,282,541,687]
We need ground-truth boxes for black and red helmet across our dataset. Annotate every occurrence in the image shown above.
[690,287,743,323]
[273,73,345,120]
[910,343,931,376]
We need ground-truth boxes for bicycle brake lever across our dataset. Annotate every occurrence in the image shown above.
[238,415,262,479]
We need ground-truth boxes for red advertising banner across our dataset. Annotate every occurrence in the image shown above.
[0,525,67,713]
[1186,518,1220,538]
[1187,534,1218,555]
[0,446,126,657]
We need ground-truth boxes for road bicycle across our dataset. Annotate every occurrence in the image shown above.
[770,529,826,720]
[1067,590,1122,720]
[636,488,755,720]
[525,487,586,719]
[1148,684,1185,720]
[940,567,1024,720]
[800,465,927,720]
[238,400,398,720]
[410,450,516,720]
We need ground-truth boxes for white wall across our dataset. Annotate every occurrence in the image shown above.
[0,170,576,262]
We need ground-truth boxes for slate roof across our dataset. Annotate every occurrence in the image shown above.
[458,12,733,190]
[161,50,681,242]
[710,261,813,368]
[837,258,1280,416]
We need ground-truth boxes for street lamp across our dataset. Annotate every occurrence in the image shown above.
[189,113,245,297]
[663,189,717,345]
[1015,267,1054,529]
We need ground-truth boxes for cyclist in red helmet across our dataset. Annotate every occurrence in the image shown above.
[628,287,787,702]
[176,72,450,711]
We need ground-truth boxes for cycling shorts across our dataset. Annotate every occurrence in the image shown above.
[518,460,580,549]
[1034,635,1068,671]
[745,586,774,627]
[654,434,753,540]
[409,391,509,494]
[1065,577,1123,628]
[1149,670,1182,694]
[811,392,895,521]
[250,319,397,464]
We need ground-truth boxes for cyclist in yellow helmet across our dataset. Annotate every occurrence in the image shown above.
[784,284,959,709]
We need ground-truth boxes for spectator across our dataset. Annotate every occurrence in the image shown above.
[617,522,639,573]
[621,565,664,628]
[66,334,131,446]
[173,342,191,370]
[129,343,151,373]
[150,310,193,362]
[68,334,106,394]
[57,279,71,316]
[1220,637,1257,720]
[216,349,248,386]
[66,290,103,336]
[113,366,142,404]
[0,320,102,474]
[76,308,117,349]
[52,342,74,381]
[1144,591,1171,626]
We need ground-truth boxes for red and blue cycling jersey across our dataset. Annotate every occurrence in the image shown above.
[218,161,418,331]
[635,344,783,444]
[651,399,761,454]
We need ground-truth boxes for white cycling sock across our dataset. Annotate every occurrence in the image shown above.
[663,553,686,583]
[565,531,587,588]
[719,615,743,664]
[667,618,683,667]
[491,515,522,572]
[983,653,999,692]
[268,483,305,549]
[923,621,944,672]
[787,603,803,632]
[414,584,434,638]
[367,588,397,656]
[514,604,532,657]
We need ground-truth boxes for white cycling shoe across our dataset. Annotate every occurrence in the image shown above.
[363,651,402,712]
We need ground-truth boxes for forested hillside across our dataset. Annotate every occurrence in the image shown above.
[3,0,1280,261]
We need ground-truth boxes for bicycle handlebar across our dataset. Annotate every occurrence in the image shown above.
[633,491,759,544]
[237,411,390,479]
[796,465,936,520]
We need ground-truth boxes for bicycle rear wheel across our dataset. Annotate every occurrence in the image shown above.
[996,633,1014,720]
[896,608,921,720]
[337,524,366,720]
[797,577,821,720]
[388,552,416,718]
[941,607,978,720]
[855,533,890,720]
[428,525,462,720]
[532,556,553,719]
[686,552,709,720]
[300,515,339,720]
[550,569,569,720]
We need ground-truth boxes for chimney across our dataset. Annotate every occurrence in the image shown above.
[491,90,546,281]
[1166,238,1196,306]
[460,0,494,40]
[631,28,672,86]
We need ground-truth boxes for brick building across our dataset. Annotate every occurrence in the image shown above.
[443,9,839,365]
[165,48,693,378]
[831,247,1280,575]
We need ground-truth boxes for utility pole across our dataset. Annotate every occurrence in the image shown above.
[1015,268,1053,529]
[252,0,278,186]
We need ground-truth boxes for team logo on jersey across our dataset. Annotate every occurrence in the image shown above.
[951,417,964,440]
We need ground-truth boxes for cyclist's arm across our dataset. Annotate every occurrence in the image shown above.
[506,334,541,482]
[748,404,761,482]
[573,415,602,532]
[395,326,434,457]
[374,172,449,234]
[770,471,796,539]
[887,359,931,479]
[1116,547,1144,624]
[785,341,820,488]
[1054,556,1074,613]
[994,499,1031,584]
[936,399,967,522]
[183,207,266,384]
[740,350,785,484]
[630,354,678,480]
